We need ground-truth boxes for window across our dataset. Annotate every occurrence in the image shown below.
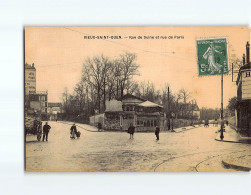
[39,96,45,101]
[126,106,130,111]
[246,71,251,77]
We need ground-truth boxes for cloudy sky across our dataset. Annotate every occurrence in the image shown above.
[25,26,250,108]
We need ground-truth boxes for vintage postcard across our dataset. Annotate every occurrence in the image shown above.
[25,27,251,172]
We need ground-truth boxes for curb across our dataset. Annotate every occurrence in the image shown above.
[57,121,98,132]
[215,138,251,145]
[222,160,251,172]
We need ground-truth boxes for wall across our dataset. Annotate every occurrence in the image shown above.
[30,101,41,111]
[103,116,121,131]
[89,113,105,126]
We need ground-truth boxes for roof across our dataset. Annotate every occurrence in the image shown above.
[48,102,62,107]
[25,63,36,70]
[118,94,145,101]
[105,100,123,112]
[138,101,163,108]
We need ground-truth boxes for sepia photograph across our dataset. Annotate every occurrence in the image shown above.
[24,26,251,172]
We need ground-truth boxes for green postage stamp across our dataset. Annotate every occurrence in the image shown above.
[196,38,229,76]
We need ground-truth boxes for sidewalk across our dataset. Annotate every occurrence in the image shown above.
[215,126,251,171]
[215,125,251,144]
[222,153,251,172]
[174,125,200,133]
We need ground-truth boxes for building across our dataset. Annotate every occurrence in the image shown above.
[25,63,36,95]
[28,91,48,114]
[24,62,50,118]
[236,42,251,136]
[90,94,166,131]
[47,102,62,120]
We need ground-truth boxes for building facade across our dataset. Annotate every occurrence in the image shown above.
[28,91,48,114]
[236,42,251,136]
[90,94,166,131]
[25,63,36,95]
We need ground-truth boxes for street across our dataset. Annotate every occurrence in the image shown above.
[25,122,250,172]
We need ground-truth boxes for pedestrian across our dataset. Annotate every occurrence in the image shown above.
[42,122,51,142]
[131,124,135,139]
[98,122,102,132]
[155,126,160,140]
[70,123,77,139]
[128,124,135,139]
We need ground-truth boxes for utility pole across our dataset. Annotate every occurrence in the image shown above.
[167,86,170,130]
[220,69,224,140]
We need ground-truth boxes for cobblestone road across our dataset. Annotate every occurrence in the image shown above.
[25,122,250,172]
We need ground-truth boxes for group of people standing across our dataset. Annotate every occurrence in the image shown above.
[128,124,160,140]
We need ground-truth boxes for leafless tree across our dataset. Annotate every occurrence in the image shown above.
[179,88,191,118]
[116,52,140,97]
[74,81,87,113]
[82,55,110,113]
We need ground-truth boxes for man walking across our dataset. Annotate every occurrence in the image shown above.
[42,122,51,142]
[155,126,160,140]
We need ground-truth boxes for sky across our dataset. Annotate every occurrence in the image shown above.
[25,26,250,108]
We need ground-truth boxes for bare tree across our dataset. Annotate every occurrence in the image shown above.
[74,81,87,113]
[179,88,191,118]
[116,52,140,98]
[82,55,106,113]
[179,88,191,104]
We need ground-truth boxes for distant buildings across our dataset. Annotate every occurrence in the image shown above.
[90,94,166,131]
[25,63,48,116]
[236,42,251,136]
[47,102,62,120]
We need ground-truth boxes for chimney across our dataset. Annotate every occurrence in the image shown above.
[246,42,250,63]
[243,54,245,65]
[32,63,34,67]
